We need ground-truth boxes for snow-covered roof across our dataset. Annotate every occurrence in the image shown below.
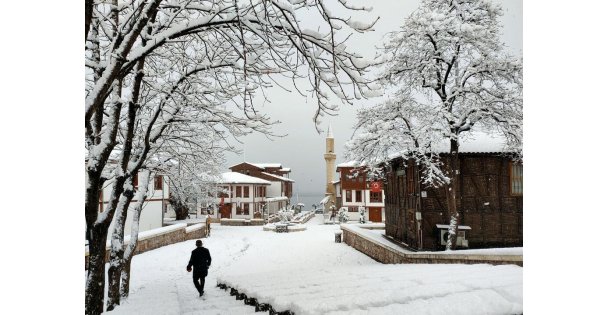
[252,163,282,169]
[218,172,271,185]
[336,160,367,168]
[387,131,514,160]
[228,162,283,170]
[448,131,509,153]
[279,168,291,172]
[261,172,295,182]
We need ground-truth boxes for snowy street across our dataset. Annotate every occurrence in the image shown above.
[110,215,522,314]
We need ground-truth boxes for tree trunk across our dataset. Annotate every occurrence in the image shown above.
[119,171,150,299]
[85,0,93,41]
[120,256,133,298]
[106,256,123,311]
[85,166,106,315]
[445,138,460,250]
[106,184,134,311]
[171,197,190,220]
[85,223,110,315]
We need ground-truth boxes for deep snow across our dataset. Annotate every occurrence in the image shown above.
[109,215,522,314]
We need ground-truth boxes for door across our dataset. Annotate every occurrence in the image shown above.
[369,207,382,222]
[220,204,232,219]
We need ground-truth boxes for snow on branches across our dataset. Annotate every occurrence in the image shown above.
[85,2,378,312]
[346,0,522,187]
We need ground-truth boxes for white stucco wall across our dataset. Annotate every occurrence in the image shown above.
[340,189,386,222]
[102,173,168,236]
[266,181,283,197]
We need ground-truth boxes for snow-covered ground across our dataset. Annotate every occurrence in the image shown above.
[110,215,522,314]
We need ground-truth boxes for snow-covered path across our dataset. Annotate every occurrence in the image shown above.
[110,215,522,314]
[111,224,267,315]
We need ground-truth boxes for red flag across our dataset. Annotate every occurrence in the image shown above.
[370,181,381,192]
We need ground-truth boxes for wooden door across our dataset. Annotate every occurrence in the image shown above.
[220,204,232,219]
[369,207,382,222]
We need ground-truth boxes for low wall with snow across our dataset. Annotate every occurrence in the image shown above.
[220,218,265,226]
[290,211,316,224]
[341,225,523,267]
[85,223,206,270]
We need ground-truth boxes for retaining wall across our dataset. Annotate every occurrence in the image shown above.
[342,226,523,267]
[85,223,206,270]
[220,219,265,226]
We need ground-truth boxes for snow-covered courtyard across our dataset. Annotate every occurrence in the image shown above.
[110,215,522,314]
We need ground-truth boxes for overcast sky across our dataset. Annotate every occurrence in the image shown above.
[224,0,523,195]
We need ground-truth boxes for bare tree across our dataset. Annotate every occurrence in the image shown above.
[346,0,522,250]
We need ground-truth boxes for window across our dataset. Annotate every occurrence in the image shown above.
[133,174,138,188]
[355,190,362,202]
[237,204,249,215]
[244,186,249,198]
[510,162,523,195]
[346,190,352,202]
[236,186,242,198]
[370,191,382,203]
[154,176,163,190]
[219,186,229,198]
[348,206,358,212]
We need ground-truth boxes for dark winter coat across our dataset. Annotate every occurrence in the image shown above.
[188,247,212,271]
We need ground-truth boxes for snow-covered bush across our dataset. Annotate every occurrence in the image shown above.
[338,207,349,223]
[358,206,366,224]
[278,209,294,223]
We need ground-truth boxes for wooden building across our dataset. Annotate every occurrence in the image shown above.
[229,162,294,200]
[216,172,272,219]
[383,148,522,250]
[336,161,385,222]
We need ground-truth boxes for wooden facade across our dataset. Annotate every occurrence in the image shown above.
[336,165,386,222]
[384,154,523,250]
[229,162,293,198]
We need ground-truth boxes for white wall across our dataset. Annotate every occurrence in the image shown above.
[341,189,385,207]
[102,173,168,235]
[267,181,283,197]
[340,189,386,222]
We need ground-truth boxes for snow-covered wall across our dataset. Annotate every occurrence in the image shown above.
[85,223,206,270]
[341,225,523,266]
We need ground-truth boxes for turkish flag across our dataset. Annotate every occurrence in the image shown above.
[370,181,382,192]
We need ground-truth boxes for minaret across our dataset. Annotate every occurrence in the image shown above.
[324,123,337,211]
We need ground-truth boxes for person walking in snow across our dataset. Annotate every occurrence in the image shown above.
[187,239,212,297]
[205,213,212,237]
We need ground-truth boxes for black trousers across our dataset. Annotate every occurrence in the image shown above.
[192,269,208,294]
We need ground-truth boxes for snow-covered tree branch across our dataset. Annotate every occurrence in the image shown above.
[85,1,378,314]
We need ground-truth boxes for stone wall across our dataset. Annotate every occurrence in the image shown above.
[342,227,523,267]
[85,223,207,270]
[220,218,265,226]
